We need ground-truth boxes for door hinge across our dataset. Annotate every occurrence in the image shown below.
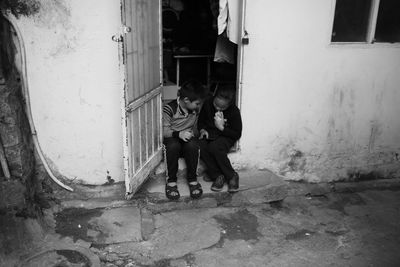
[123,25,132,33]
[112,34,123,42]
[111,25,131,43]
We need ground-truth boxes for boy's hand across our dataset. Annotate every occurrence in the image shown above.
[214,112,226,131]
[199,129,209,140]
[179,130,194,142]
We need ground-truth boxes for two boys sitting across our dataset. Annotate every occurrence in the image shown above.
[162,80,242,200]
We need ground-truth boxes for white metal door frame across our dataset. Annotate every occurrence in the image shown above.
[120,0,163,198]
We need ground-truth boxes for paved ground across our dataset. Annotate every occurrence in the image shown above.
[1,176,400,267]
[96,190,400,266]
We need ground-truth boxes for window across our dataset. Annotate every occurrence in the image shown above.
[332,0,372,42]
[331,0,400,43]
[375,0,400,42]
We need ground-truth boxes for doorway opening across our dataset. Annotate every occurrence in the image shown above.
[161,0,240,101]
[121,0,244,194]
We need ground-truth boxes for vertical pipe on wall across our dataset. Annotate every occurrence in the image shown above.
[3,13,73,191]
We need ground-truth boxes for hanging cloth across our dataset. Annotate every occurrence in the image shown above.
[217,0,240,44]
[214,31,235,64]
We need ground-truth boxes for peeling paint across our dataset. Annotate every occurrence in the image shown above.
[31,0,78,56]
[104,170,114,185]
[278,144,307,180]
[287,150,305,172]
[0,0,40,18]
[34,0,70,29]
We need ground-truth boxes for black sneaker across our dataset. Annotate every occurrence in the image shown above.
[228,172,239,193]
[202,175,213,182]
[211,175,225,191]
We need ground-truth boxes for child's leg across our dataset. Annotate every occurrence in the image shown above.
[182,138,203,199]
[207,137,235,179]
[198,139,222,180]
[164,137,182,183]
[182,138,199,183]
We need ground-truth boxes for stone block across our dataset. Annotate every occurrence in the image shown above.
[140,208,155,241]
[0,124,25,147]
[4,143,34,179]
[0,179,26,209]
[87,206,142,244]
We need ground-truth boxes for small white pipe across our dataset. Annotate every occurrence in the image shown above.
[3,12,73,191]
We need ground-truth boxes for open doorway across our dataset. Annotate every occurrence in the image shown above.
[120,0,243,195]
[161,0,239,100]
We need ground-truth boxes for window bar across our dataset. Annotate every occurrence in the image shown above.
[151,97,155,154]
[138,107,143,170]
[130,112,135,174]
[145,101,149,162]
[367,0,381,43]
[158,94,163,149]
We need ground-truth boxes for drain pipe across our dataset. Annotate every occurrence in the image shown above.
[4,13,73,191]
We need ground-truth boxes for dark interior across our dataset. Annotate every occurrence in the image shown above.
[162,0,237,93]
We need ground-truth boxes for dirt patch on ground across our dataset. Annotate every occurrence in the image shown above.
[55,207,103,242]
[213,208,261,243]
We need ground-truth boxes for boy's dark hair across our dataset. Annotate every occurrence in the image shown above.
[178,80,208,101]
[215,83,236,103]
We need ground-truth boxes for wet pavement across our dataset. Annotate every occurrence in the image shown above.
[1,176,400,266]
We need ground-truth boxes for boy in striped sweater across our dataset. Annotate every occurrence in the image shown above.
[163,80,208,200]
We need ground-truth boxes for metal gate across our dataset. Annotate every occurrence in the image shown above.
[121,0,163,197]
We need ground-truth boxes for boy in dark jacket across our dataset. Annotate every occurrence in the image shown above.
[163,80,208,200]
[198,84,242,192]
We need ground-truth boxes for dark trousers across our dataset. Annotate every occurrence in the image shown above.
[199,137,235,181]
[164,137,199,183]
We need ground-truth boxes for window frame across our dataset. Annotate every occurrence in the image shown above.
[330,0,400,46]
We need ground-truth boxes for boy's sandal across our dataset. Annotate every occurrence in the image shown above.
[166,183,180,200]
[188,181,203,199]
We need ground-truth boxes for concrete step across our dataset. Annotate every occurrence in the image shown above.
[53,169,288,248]
[142,169,288,212]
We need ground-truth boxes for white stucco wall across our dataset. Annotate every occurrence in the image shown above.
[14,0,124,184]
[9,0,400,185]
[234,0,400,182]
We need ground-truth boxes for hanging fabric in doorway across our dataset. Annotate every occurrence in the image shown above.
[214,32,235,64]
[217,0,240,44]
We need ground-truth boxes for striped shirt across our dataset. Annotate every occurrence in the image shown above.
[163,98,198,138]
